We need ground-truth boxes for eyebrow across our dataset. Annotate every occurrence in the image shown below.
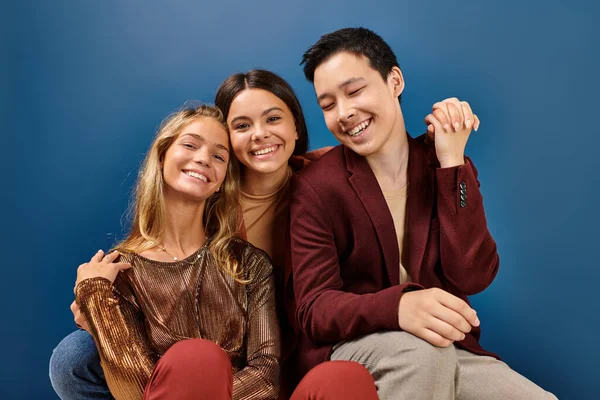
[229,107,285,126]
[317,77,366,102]
[180,133,229,153]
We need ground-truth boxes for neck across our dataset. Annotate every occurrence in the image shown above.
[160,188,207,258]
[241,164,290,196]
[366,113,410,192]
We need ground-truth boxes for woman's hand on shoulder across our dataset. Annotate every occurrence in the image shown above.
[75,250,131,291]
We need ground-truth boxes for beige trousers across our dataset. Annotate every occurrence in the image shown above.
[330,331,557,400]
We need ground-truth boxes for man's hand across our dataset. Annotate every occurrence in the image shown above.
[425,98,480,168]
[398,288,480,347]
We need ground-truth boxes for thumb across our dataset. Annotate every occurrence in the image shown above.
[425,114,444,136]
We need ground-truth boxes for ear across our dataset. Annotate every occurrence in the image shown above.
[387,66,405,98]
[295,130,299,140]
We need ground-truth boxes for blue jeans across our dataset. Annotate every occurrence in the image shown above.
[49,330,113,400]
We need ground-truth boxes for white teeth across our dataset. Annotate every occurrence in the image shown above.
[347,120,370,137]
[252,145,278,156]
[185,171,208,182]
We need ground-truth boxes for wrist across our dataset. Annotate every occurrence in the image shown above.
[439,157,465,168]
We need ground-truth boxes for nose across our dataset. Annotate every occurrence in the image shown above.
[250,123,271,141]
[336,99,355,125]
[193,146,211,167]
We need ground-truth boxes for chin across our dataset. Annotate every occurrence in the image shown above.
[248,161,286,175]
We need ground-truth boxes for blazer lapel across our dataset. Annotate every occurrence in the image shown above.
[345,146,400,286]
[405,136,435,281]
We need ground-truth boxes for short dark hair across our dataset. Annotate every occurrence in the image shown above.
[301,27,402,103]
[215,69,309,155]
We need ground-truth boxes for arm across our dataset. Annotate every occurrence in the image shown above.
[76,276,157,400]
[233,251,280,400]
[436,157,499,294]
[291,175,422,344]
[425,98,499,295]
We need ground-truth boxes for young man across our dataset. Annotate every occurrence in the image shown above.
[289,27,556,399]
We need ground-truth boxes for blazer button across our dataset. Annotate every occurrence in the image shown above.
[460,193,467,201]
[459,181,466,190]
[460,200,467,208]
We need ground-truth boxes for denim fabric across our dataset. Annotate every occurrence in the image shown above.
[49,330,113,400]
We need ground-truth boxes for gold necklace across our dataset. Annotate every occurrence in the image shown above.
[158,246,180,261]
[157,240,206,262]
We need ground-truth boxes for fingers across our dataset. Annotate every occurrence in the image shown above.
[432,109,450,132]
[430,303,472,334]
[101,250,120,264]
[113,262,132,271]
[71,300,90,331]
[433,98,463,132]
[425,113,444,136]
[70,300,78,314]
[437,291,479,327]
[460,101,474,129]
[434,98,481,132]
[418,328,453,348]
[426,316,466,342]
[447,101,463,131]
[473,114,480,131]
[424,115,436,141]
[432,102,452,131]
[90,249,104,263]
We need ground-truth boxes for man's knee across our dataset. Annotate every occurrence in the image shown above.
[336,331,457,374]
[49,330,100,394]
[406,334,457,372]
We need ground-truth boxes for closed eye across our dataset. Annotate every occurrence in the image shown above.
[321,103,334,111]
[349,87,365,96]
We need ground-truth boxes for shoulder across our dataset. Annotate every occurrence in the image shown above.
[227,237,273,280]
[293,145,348,188]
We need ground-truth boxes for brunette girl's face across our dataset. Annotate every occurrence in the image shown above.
[162,117,230,201]
[226,88,298,176]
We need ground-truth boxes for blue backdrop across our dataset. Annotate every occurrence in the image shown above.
[4,0,598,398]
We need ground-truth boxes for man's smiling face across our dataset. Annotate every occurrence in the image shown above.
[313,51,404,158]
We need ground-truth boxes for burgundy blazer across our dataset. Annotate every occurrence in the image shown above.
[289,134,500,376]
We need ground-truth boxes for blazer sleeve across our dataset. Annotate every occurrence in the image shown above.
[290,174,422,344]
[233,250,280,400]
[435,157,500,294]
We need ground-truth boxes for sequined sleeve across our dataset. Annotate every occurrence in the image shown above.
[233,249,281,400]
[76,276,158,400]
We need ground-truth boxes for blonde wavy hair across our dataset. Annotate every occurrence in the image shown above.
[115,104,246,283]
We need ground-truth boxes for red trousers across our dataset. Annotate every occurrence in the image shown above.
[143,339,378,400]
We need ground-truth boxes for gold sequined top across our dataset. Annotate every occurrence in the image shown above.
[76,238,280,400]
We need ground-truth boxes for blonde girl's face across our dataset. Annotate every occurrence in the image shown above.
[162,117,230,201]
